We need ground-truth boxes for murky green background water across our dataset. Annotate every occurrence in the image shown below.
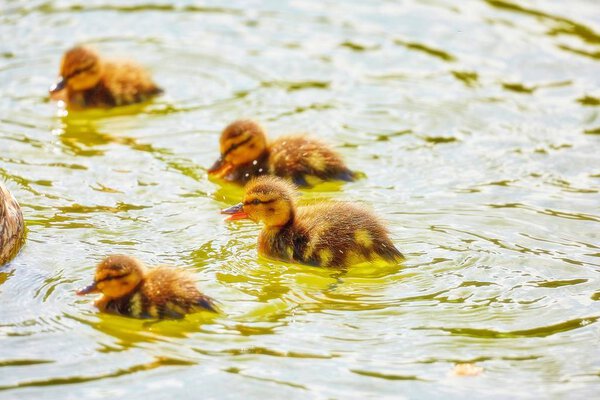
[1,0,600,398]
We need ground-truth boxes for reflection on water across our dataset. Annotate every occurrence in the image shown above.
[57,115,169,157]
[0,0,599,398]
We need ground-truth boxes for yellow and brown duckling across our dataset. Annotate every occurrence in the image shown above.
[77,254,217,319]
[0,182,25,266]
[49,46,162,109]
[208,119,356,187]
[221,176,404,268]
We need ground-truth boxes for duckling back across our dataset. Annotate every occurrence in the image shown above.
[106,267,216,319]
[101,60,162,106]
[269,135,355,186]
[298,202,403,268]
[0,183,25,266]
[260,201,403,268]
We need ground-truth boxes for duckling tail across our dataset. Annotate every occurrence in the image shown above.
[196,295,219,313]
[377,242,405,263]
[292,174,310,187]
[335,168,357,182]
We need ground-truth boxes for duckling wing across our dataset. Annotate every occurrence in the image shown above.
[142,268,217,319]
[101,61,162,106]
[259,224,314,265]
[269,135,354,185]
[298,202,403,268]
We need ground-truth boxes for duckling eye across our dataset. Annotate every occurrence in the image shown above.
[65,64,95,80]
[251,199,261,205]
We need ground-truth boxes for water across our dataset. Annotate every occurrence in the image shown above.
[1,0,599,398]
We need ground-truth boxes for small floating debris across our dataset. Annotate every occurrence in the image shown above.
[452,363,483,377]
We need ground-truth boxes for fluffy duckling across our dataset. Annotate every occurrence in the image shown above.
[222,176,404,268]
[77,254,217,319]
[0,182,25,266]
[50,46,162,109]
[208,119,356,187]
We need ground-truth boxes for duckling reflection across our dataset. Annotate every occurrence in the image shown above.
[222,176,404,268]
[77,254,217,319]
[209,119,356,187]
[0,182,25,266]
[50,46,162,110]
[57,116,165,157]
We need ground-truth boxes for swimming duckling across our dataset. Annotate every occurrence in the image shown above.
[77,254,217,319]
[208,119,356,187]
[0,182,25,266]
[49,46,162,109]
[222,176,404,268]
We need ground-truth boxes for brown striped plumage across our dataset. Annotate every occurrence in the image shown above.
[208,119,355,187]
[222,176,404,268]
[77,255,217,319]
[0,182,25,266]
[50,46,162,110]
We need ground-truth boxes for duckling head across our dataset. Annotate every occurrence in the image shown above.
[77,254,145,299]
[222,176,296,227]
[50,46,103,96]
[208,119,268,178]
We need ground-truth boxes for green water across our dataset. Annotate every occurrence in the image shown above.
[1,0,599,398]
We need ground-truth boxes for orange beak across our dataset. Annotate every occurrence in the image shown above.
[208,157,234,178]
[49,77,67,100]
[76,282,99,295]
[221,202,249,221]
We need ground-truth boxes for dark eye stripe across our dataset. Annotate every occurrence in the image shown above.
[223,136,252,157]
[96,273,128,283]
[244,198,276,206]
[64,64,94,80]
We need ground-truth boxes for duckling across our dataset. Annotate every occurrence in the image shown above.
[49,46,162,109]
[208,119,356,187]
[77,254,217,319]
[0,182,25,266]
[221,176,404,268]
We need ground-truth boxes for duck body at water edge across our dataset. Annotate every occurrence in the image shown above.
[0,182,25,266]
[222,176,404,268]
[209,119,356,187]
[50,46,162,110]
[77,255,217,319]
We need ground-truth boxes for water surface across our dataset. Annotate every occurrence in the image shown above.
[1,0,599,398]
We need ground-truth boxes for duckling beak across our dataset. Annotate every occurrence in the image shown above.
[49,77,66,94]
[76,282,99,295]
[221,202,248,221]
[208,157,234,178]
